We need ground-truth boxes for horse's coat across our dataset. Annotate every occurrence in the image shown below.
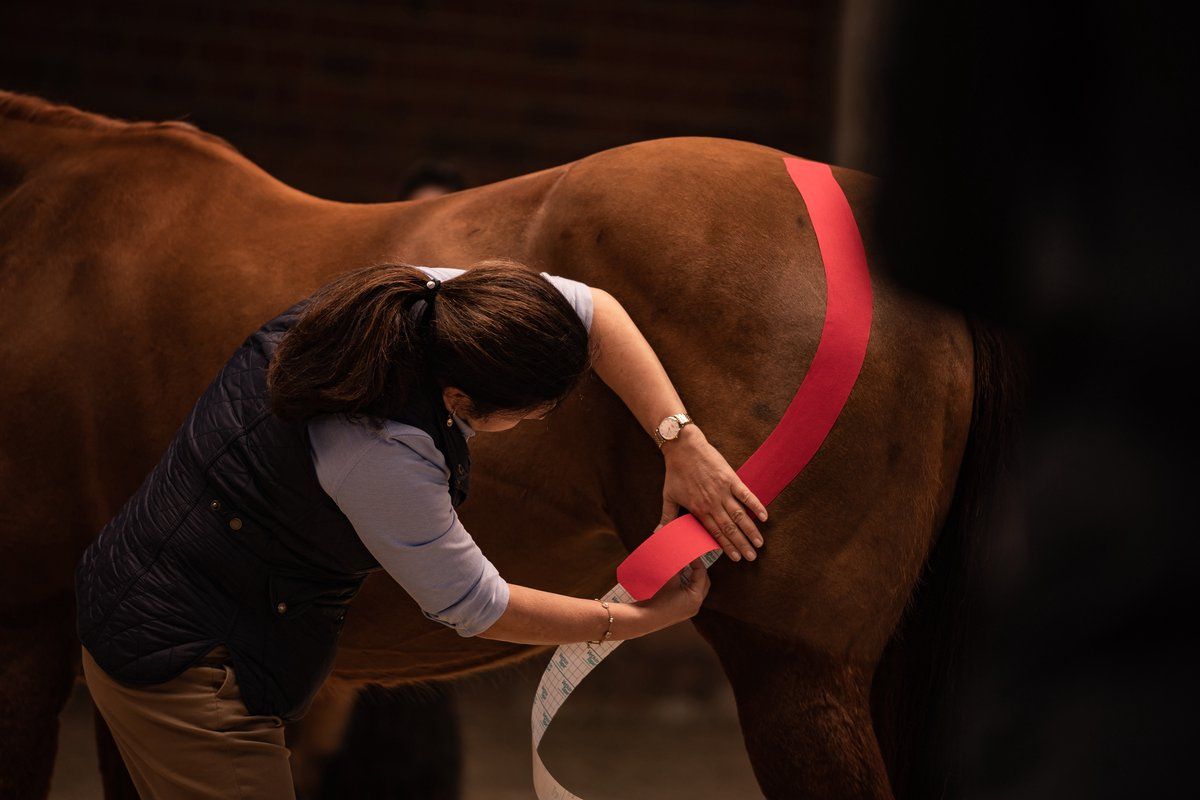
[0,90,1012,800]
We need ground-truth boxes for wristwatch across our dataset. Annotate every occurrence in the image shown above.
[653,413,694,448]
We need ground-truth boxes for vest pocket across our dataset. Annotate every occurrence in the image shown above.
[267,571,358,624]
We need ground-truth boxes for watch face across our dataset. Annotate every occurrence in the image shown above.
[659,416,681,439]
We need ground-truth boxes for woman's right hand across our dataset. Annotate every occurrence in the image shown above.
[634,557,710,632]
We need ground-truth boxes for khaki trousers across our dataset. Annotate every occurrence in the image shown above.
[82,645,295,800]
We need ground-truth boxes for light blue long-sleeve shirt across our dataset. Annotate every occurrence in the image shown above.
[307,267,593,636]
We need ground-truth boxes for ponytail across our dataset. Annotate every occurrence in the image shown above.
[267,263,427,421]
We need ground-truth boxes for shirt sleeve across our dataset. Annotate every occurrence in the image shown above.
[539,271,594,333]
[328,428,509,638]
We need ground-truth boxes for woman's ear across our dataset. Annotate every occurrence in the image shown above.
[441,386,471,417]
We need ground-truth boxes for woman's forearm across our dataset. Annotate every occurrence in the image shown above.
[588,288,701,442]
[476,583,657,645]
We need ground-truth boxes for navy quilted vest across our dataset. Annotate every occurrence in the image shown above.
[75,296,470,721]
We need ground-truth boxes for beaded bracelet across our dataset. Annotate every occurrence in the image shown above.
[586,598,613,645]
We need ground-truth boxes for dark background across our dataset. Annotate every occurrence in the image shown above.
[876,2,1196,798]
[1,0,841,201]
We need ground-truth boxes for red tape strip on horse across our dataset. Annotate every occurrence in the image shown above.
[615,158,874,601]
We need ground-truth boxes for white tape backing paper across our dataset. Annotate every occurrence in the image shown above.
[531,548,722,799]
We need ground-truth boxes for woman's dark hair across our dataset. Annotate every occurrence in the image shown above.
[267,258,597,423]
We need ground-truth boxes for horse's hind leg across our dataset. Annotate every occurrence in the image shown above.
[0,595,77,800]
[694,608,892,800]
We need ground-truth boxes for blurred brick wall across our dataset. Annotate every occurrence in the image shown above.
[0,0,840,202]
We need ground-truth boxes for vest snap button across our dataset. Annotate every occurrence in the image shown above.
[276,602,287,615]
[210,500,221,511]
[229,518,243,531]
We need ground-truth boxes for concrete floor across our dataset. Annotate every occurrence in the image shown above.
[49,625,763,799]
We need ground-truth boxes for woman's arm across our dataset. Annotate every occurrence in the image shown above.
[587,287,693,439]
[313,415,710,648]
[587,288,769,562]
[476,559,709,645]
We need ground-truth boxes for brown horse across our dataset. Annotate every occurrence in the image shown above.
[0,90,1013,799]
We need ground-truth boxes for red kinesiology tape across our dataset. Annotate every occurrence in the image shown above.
[615,158,874,601]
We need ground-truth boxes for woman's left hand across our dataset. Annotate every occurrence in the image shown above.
[657,426,768,561]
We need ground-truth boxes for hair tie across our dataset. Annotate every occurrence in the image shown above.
[423,278,442,303]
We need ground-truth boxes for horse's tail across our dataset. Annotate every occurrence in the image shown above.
[870,313,1024,800]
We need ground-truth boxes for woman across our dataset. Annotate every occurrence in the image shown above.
[76,258,768,799]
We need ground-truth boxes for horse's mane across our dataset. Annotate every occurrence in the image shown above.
[0,89,239,154]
